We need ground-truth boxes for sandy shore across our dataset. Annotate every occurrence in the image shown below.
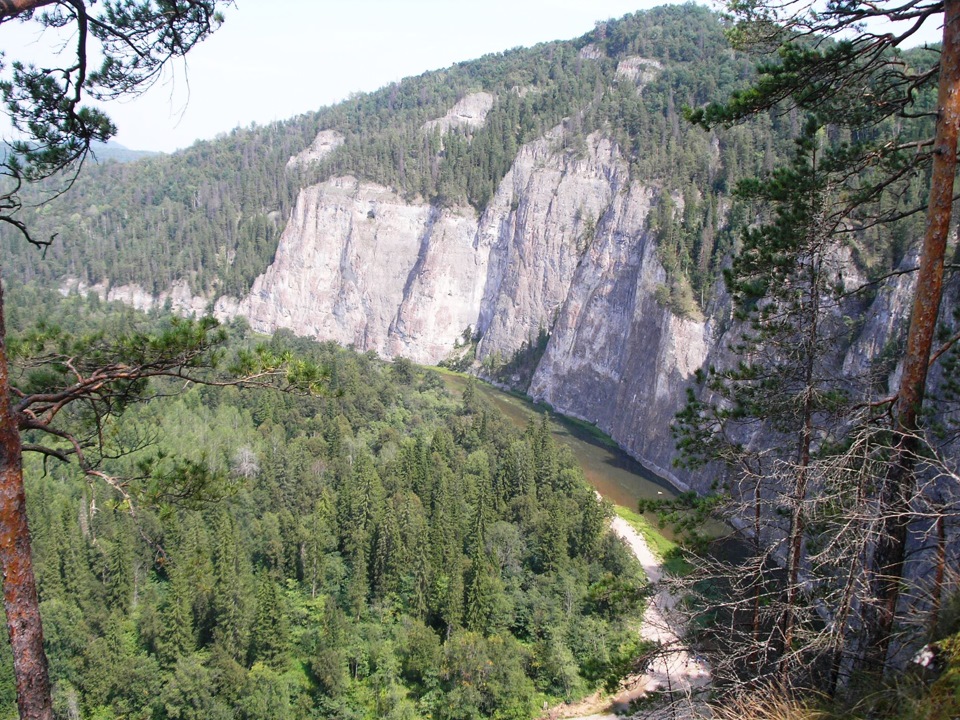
[544,513,710,720]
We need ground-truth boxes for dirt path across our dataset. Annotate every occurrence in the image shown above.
[544,515,710,720]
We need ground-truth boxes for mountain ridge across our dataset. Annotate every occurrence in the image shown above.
[12,3,937,492]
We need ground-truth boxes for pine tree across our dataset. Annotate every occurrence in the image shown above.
[673,118,864,685]
[688,0,960,673]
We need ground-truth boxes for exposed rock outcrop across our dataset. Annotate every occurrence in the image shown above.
[60,278,211,317]
[238,177,486,365]
[75,121,925,494]
[227,125,721,489]
[286,129,345,169]
[422,92,495,134]
[616,56,663,88]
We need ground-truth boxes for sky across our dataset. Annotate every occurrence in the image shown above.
[2,0,675,153]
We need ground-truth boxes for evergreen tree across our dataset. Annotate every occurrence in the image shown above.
[675,118,858,685]
[301,492,336,599]
[211,512,252,661]
[3,273,652,718]
[159,563,197,667]
[685,0,960,686]
[248,574,289,669]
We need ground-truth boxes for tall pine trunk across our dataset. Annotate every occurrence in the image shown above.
[0,277,53,719]
[780,170,825,678]
[863,0,960,670]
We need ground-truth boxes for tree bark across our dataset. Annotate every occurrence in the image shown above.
[0,277,53,720]
[863,0,960,671]
[0,0,59,21]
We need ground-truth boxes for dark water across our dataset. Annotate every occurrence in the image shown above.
[439,372,679,510]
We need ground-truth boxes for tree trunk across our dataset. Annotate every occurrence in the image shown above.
[863,0,960,671]
[0,0,59,21]
[0,278,53,720]
[930,512,946,639]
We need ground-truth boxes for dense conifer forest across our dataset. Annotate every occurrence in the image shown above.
[0,284,646,720]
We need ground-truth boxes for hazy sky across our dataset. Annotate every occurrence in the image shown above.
[3,0,676,153]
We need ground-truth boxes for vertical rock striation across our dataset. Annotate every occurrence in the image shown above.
[76,119,926,493]
[237,177,485,365]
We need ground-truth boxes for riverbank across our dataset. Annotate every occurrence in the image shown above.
[434,371,711,716]
[436,370,679,510]
[544,506,710,720]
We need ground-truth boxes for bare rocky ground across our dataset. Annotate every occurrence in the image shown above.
[542,515,711,720]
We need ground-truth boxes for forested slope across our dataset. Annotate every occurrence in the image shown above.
[3,4,800,306]
[2,284,646,720]
[1,1,939,510]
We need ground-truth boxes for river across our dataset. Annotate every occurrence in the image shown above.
[439,372,714,718]
[439,372,679,511]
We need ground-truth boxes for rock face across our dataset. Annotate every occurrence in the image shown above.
[237,177,487,364]
[60,278,211,317]
[475,128,628,360]
[286,130,344,169]
[230,125,722,488]
[526,186,710,487]
[80,121,926,493]
[616,57,663,88]
[422,92,495,134]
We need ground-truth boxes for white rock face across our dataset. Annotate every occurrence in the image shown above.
[62,126,721,488]
[236,128,653,371]
[616,56,663,87]
[475,128,630,359]
[422,92,495,134]
[525,182,710,480]
[234,124,711,480]
[237,177,486,364]
[286,130,344,169]
[61,278,212,317]
[578,44,603,60]
[73,119,925,493]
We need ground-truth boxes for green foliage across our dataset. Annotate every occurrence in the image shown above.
[8,287,326,522]
[1,0,232,275]
[487,327,551,391]
[5,285,647,719]
[3,4,792,314]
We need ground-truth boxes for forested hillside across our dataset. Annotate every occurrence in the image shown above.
[1,284,645,720]
[2,4,796,305]
[2,3,959,718]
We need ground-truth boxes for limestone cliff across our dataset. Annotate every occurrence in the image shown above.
[228,114,737,489]
[225,118,932,492]
[236,177,486,365]
[65,115,923,494]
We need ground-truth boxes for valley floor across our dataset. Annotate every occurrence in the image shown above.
[545,511,710,720]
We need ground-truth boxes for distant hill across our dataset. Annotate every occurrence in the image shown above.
[89,140,161,164]
[2,4,775,298]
